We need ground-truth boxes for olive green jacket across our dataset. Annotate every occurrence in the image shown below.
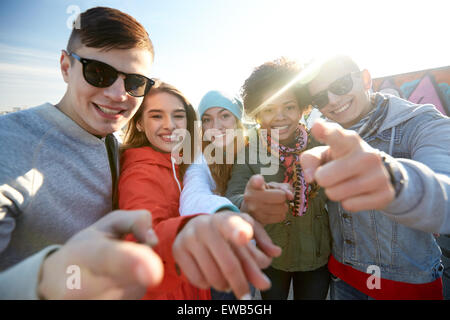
[225,130,331,272]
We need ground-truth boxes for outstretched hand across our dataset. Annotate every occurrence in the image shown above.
[300,120,395,212]
[241,174,294,225]
[38,210,164,299]
[173,210,281,300]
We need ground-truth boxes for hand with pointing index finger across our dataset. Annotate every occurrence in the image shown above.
[172,210,281,300]
[38,210,164,300]
[240,174,294,225]
[299,120,395,212]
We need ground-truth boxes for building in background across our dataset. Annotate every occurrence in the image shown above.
[372,65,450,117]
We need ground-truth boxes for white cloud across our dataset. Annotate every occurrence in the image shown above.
[0,62,60,77]
[0,43,59,62]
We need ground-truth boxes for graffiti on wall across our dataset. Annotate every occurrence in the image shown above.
[372,66,450,116]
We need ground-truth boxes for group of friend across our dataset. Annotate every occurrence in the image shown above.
[0,7,449,300]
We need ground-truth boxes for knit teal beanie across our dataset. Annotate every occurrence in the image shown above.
[198,90,243,120]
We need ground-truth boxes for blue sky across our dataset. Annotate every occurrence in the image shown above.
[0,0,449,110]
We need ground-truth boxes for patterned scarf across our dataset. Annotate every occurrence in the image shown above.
[260,124,310,216]
[350,92,390,139]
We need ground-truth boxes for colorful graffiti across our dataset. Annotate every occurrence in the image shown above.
[372,66,450,116]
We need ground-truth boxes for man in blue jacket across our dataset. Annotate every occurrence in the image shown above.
[299,55,449,299]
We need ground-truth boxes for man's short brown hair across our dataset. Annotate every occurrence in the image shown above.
[67,7,154,59]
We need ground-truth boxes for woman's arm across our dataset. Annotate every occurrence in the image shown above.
[118,161,196,290]
[180,155,239,215]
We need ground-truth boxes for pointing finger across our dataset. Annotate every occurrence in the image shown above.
[310,120,360,159]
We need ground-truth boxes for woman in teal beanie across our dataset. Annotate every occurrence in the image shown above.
[180,89,246,205]
[179,90,267,300]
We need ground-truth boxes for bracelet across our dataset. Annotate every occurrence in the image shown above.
[380,152,404,198]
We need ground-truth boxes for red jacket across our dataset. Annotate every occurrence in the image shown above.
[118,146,211,300]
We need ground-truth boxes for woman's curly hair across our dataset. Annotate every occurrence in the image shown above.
[240,57,310,118]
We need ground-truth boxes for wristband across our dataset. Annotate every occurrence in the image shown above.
[380,152,404,198]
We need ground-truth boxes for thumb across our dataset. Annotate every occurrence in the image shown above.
[251,220,282,258]
[93,210,157,247]
[246,174,266,191]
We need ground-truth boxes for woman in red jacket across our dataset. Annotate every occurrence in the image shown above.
[118,80,211,299]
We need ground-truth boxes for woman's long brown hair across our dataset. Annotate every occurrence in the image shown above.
[203,120,246,196]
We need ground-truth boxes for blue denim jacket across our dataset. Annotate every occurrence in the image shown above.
[329,94,449,283]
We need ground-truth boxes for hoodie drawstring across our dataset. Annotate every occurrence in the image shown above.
[388,126,396,156]
[171,156,182,192]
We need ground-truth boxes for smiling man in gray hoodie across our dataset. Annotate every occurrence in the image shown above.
[299,55,450,300]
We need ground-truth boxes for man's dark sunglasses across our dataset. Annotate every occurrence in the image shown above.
[69,52,154,97]
[310,71,361,109]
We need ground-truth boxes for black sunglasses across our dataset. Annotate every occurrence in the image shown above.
[310,71,361,109]
[69,52,154,97]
